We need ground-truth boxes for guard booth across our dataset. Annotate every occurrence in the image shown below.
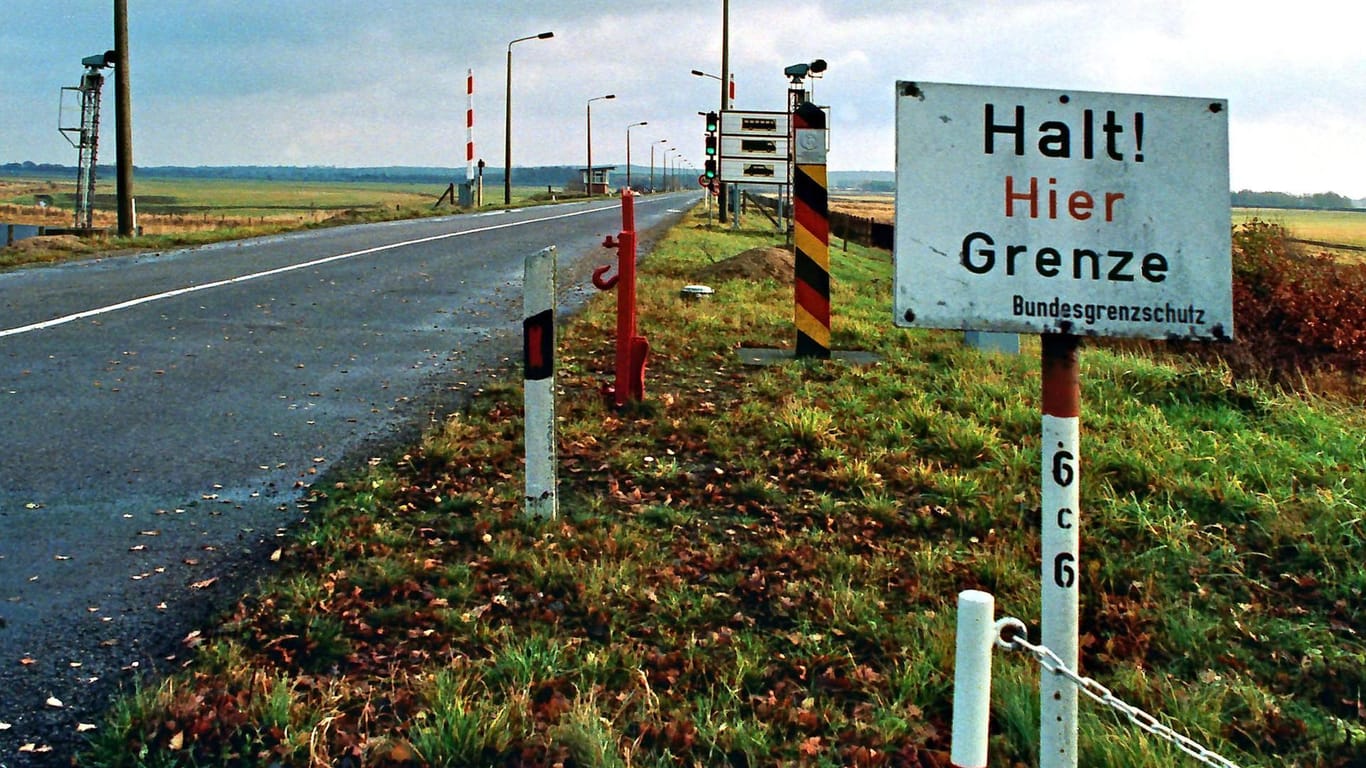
[575,166,616,196]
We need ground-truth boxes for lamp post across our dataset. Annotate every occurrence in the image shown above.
[504,31,554,205]
[691,69,735,102]
[719,0,731,222]
[625,121,647,192]
[649,138,668,193]
[586,94,615,197]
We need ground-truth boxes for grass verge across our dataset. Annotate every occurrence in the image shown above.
[82,206,1365,767]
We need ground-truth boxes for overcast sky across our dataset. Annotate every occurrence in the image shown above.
[2,1,1361,197]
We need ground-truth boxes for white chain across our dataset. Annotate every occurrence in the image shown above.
[994,617,1244,768]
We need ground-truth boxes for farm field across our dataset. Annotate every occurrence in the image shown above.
[0,175,449,233]
[1233,207,1366,254]
[829,193,1366,257]
[0,175,557,269]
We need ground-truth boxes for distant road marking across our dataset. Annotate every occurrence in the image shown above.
[1,202,625,339]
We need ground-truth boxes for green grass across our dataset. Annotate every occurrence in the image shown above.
[81,206,1366,767]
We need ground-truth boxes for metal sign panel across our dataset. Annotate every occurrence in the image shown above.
[719,158,789,185]
[794,128,827,165]
[720,136,788,160]
[894,81,1232,340]
[720,110,789,137]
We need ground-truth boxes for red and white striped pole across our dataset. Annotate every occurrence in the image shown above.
[1041,333,1081,768]
[466,69,476,184]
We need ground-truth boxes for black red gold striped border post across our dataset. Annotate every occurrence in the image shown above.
[793,101,830,358]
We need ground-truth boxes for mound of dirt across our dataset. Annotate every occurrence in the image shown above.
[695,245,794,285]
[5,234,96,254]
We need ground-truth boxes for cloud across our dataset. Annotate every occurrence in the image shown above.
[2,1,1362,195]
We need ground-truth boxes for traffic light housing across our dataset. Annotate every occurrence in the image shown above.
[705,135,717,156]
[704,159,717,179]
[705,111,719,133]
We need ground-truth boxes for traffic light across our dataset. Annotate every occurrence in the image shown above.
[705,135,717,156]
[704,159,717,179]
[705,111,719,133]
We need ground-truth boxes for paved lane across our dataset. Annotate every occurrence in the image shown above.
[0,192,699,760]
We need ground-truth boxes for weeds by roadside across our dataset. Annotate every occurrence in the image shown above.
[82,209,1365,767]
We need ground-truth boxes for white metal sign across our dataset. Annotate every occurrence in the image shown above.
[720,159,789,185]
[894,81,1232,340]
[719,109,792,185]
[720,135,788,160]
[720,110,789,137]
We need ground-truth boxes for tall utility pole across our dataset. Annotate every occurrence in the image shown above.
[718,0,730,223]
[114,0,134,236]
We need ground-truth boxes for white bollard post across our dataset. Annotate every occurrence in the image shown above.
[952,590,995,768]
[522,246,558,520]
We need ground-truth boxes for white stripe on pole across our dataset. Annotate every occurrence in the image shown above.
[523,245,557,519]
[466,69,475,183]
[1041,414,1080,768]
[951,590,995,768]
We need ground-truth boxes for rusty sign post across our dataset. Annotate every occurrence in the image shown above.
[895,81,1230,768]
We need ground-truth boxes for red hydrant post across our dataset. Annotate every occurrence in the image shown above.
[593,190,649,407]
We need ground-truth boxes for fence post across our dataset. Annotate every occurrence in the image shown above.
[952,590,995,768]
[523,245,558,519]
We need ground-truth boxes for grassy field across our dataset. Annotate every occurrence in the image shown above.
[0,176,553,270]
[80,205,1365,767]
[1232,208,1366,254]
[829,192,1366,251]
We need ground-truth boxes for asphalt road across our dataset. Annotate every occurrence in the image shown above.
[0,192,699,762]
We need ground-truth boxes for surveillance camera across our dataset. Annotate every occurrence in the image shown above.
[82,50,115,69]
[784,63,810,79]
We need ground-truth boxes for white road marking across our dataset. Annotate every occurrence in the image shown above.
[1,203,622,339]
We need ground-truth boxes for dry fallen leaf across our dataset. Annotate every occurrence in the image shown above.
[76,723,97,733]
[45,695,64,709]
[169,731,185,750]
[19,657,36,666]
[0,721,11,730]
[189,577,218,590]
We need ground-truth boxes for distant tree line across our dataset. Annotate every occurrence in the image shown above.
[4,163,1358,208]
[1231,189,1358,209]
[0,162,604,188]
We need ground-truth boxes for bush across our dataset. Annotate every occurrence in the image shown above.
[1155,220,1366,392]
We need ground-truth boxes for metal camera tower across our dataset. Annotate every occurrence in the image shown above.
[59,51,115,230]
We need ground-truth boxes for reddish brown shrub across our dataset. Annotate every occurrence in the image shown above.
[1156,220,1366,392]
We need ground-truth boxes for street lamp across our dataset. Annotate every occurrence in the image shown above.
[649,138,668,193]
[504,31,554,205]
[691,69,735,102]
[586,94,615,197]
[625,121,647,192]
